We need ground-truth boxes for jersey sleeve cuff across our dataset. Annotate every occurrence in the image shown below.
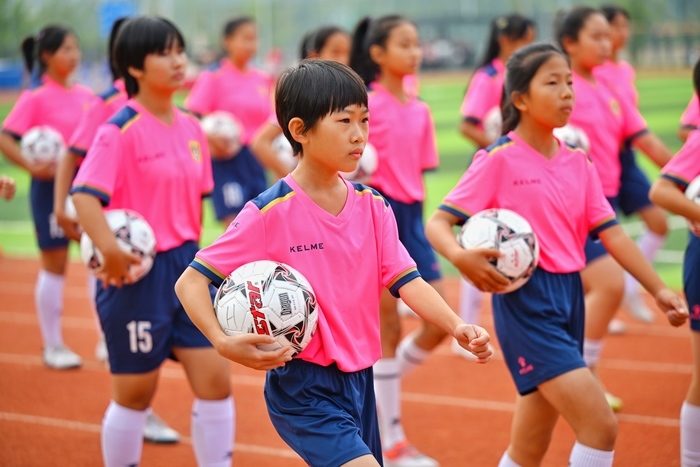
[661,173,690,190]
[70,185,111,207]
[438,203,471,226]
[189,258,226,287]
[589,217,618,240]
[680,123,698,131]
[1,129,21,141]
[628,128,649,142]
[68,146,88,157]
[463,116,481,125]
[388,267,421,298]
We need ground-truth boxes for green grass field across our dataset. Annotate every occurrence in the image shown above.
[0,71,694,287]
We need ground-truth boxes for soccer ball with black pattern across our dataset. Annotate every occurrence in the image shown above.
[79,209,156,283]
[684,175,700,235]
[214,260,318,356]
[20,126,66,164]
[457,208,539,293]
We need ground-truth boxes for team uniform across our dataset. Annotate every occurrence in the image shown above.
[658,130,700,332]
[367,81,441,282]
[439,132,617,394]
[71,100,214,373]
[191,175,420,466]
[459,58,505,143]
[680,93,700,131]
[186,59,273,220]
[569,71,647,263]
[1,75,92,249]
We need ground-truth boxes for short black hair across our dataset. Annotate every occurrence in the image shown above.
[554,6,600,53]
[600,5,630,23]
[223,17,254,38]
[275,60,367,156]
[114,16,186,98]
[300,26,347,60]
[21,25,74,76]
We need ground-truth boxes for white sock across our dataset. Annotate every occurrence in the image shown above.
[102,401,148,467]
[583,339,603,367]
[35,269,65,348]
[498,451,522,467]
[459,279,483,325]
[625,231,665,297]
[373,358,405,448]
[569,441,613,466]
[396,333,430,377]
[681,401,700,467]
[192,396,235,467]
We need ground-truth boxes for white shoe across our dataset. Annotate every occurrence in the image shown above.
[450,339,477,361]
[607,318,627,335]
[384,440,439,467]
[95,338,108,362]
[143,412,180,444]
[43,346,82,369]
[397,299,418,318]
[624,293,655,323]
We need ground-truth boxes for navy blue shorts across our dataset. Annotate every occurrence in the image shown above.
[618,143,653,217]
[95,241,213,374]
[380,192,441,282]
[492,268,586,395]
[264,360,382,467]
[584,196,620,264]
[683,235,700,332]
[210,145,267,221]
[30,178,69,250]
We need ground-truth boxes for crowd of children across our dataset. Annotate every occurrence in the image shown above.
[1,5,699,467]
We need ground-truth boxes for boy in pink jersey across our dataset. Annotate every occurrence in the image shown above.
[427,43,687,467]
[0,25,92,370]
[71,17,232,467]
[176,60,492,467]
[459,14,535,149]
[679,92,700,141]
[650,63,700,465]
[186,17,273,227]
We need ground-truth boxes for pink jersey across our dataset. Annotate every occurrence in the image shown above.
[594,60,638,108]
[681,94,700,128]
[2,75,92,143]
[192,175,419,372]
[69,80,127,156]
[459,58,505,126]
[440,132,617,273]
[569,71,647,197]
[71,100,213,252]
[367,82,439,203]
[185,59,273,144]
[660,130,700,188]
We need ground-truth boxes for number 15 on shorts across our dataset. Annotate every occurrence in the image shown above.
[127,320,153,353]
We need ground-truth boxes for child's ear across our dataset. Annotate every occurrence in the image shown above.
[511,91,527,112]
[127,66,144,81]
[369,44,385,67]
[287,118,308,145]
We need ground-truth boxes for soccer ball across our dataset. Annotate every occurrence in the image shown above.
[684,175,700,234]
[214,260,318,356]
[457,208,539,293]
[483,106,503,142]
[80,209,156,283]
[340,143,378,183]
[64,195,78,221]
[20,126,66,164]
[272,134,297,172]
[200,111,242,156]
[554,124,590,152]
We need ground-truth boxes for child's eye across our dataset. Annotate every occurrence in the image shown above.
[339,118,350,123]
[362,117,369,124]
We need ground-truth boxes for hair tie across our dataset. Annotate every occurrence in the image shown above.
[496,17,508,30]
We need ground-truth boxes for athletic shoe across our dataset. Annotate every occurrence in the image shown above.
[605,392,623,412]
[450,339,477,361]
[42,346,82,369]
[384,440,439,467]
[607,318,627,335]
[143,412,181,444]
[95,338,108,363]
[624,293,655,323]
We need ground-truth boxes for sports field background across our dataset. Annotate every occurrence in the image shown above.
[0,69,694,288]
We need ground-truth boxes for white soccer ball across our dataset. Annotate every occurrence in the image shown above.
[214,260,318,356]
[340,143,378,183]
[20,126,66,164]
[457,208,539,293]
[80,209,157,283]
[483,106,503,142]
[64,195,78,221]
[684,175,700,234]
[201,111,242,156]
[272,134,297,171]
[554,124,590,152]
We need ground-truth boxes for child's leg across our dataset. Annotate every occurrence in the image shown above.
[36,248,68,348]
[681,332,700,467]
[103,371,160,467]
[176,347,234,467]
[501,391,560,467]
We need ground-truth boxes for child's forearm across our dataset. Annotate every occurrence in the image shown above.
[398,278,464,333]
[650,178,700,223]
[175,268,226,348]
